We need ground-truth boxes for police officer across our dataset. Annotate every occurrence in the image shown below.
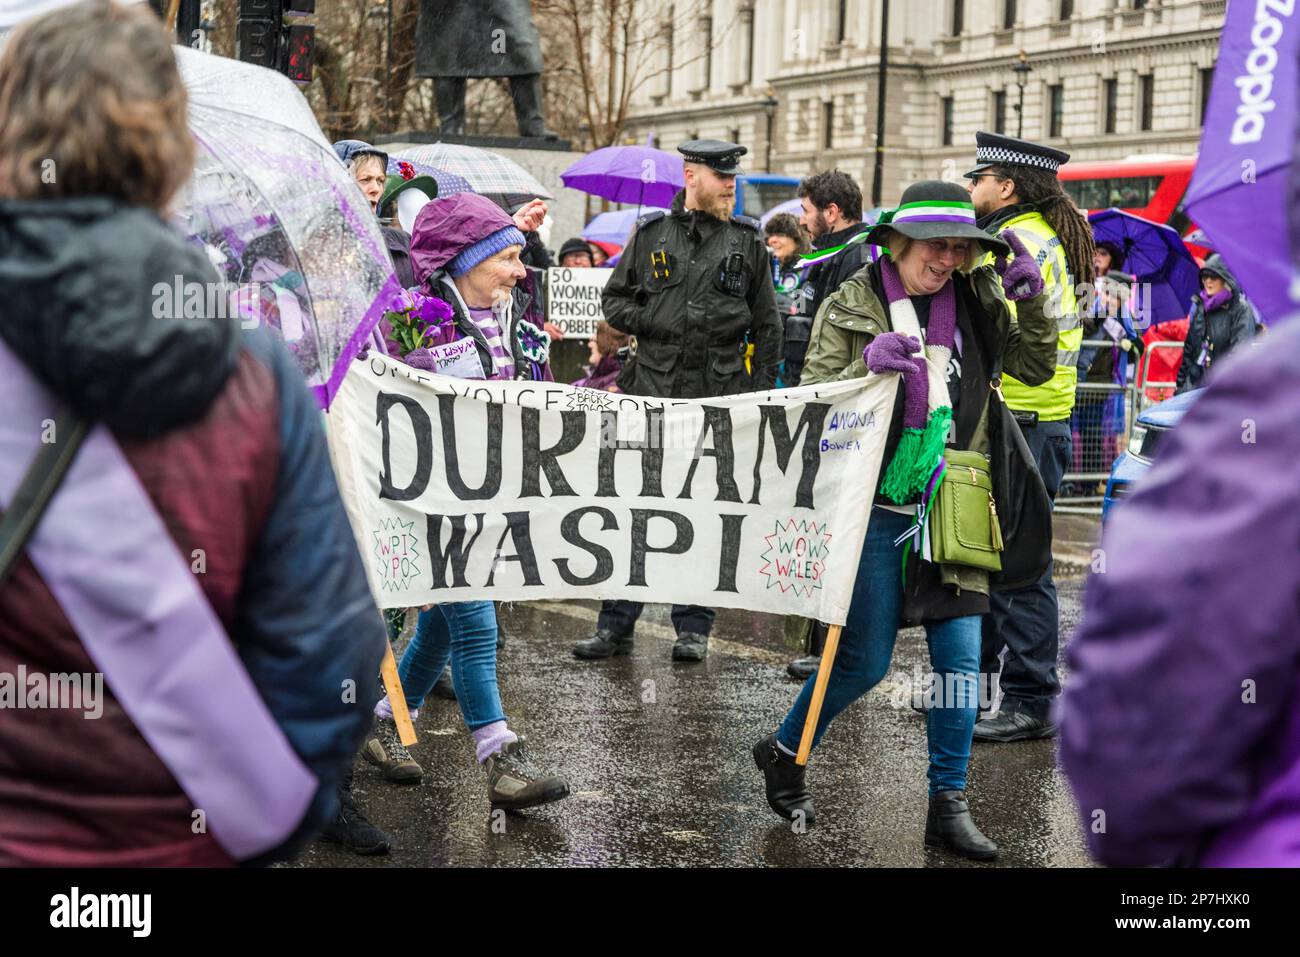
[964,131,1096,742]
[572,138,782,664]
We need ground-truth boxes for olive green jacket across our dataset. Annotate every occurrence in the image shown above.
[800,261,1056,613]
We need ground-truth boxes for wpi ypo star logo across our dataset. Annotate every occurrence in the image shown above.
[373,517,421,592]
[758,518,831,598]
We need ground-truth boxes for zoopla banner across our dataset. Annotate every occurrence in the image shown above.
[327,354,899,625]
[1185,0,1300,323]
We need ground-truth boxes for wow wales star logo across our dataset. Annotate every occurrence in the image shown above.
[758,518,831,598]
[373,517,421,592]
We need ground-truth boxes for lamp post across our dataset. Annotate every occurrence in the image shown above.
[1012,49,1032,139]
[763,86,779,172]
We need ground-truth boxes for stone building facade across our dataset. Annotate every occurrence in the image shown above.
[617,0,1225,205]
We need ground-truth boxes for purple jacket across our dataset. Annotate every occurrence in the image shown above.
[1059,319,1300,867]
[409,192,515,280]
[572,353,623,392]
[398,192,552,382]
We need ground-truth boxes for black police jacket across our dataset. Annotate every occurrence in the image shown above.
[602,190,782,399]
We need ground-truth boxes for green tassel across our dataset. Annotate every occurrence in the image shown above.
[879,407,953,504]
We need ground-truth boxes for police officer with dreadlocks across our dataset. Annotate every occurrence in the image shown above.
[963,132,1095,743]
[572,139,782,664]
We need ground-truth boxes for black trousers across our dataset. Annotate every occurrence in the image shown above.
[980,417,1072,720]
[435,75,548,137]
[597,599,715,639]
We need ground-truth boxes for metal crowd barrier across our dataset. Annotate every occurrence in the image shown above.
[1055,338,1186,513]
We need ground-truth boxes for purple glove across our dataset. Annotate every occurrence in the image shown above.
[993,230,1044,301]
[402,347,437,371]
[863,332,923,376]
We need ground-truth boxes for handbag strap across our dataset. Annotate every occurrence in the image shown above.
[0,408,89,590]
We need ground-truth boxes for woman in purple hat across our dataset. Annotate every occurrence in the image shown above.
[363,191,570,814]
[752,180,1058,860]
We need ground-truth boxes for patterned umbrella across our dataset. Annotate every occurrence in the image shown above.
[386,157,473,198]
[392,143,552,199]
[171,46,399,409]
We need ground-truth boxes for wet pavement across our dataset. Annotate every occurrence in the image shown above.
[292,571,1095,869]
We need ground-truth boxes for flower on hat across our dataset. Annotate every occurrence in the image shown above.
[398,161,416,182]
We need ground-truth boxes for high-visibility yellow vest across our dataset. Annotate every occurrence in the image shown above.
[979,210,1082,421]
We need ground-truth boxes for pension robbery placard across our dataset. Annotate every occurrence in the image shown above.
[546,266,611,339]
[327,355,899,625]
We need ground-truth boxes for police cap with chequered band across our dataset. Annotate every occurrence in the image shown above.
[963,131,1071,179]
[677,139,747,175]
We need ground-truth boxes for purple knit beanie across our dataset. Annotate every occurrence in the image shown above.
[447,225,528,277]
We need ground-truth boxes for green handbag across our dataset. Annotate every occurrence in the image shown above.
[926,449,1004,573]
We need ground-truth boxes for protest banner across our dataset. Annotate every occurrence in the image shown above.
[327,354,899,626]
[546,266,612,339]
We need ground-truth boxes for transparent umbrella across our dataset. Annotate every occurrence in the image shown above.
[393,143,552,201]
[170,46,399,408]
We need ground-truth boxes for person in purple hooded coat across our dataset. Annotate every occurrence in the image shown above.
[361,191,570,815]
[389,191,552,382]
[1059,315,1300,866]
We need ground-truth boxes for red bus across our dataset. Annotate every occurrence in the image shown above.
[1058,155,1197,235]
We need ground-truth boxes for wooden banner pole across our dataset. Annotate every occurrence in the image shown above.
[380,641,417,747]
[795,623,842,766]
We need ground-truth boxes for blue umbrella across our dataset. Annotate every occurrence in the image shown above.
[582,206,667,245]
[1089,208,1199,327]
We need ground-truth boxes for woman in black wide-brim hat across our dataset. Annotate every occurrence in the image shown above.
[752,180,1059,860]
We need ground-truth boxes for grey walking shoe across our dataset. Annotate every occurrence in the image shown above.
[485,738,570,811]
[362,718,424,784]
[671,632,708,662]
[572,628,633,660]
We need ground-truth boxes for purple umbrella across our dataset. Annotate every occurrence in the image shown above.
[561,145,684,208]
[1184,0,1300,324]
[386,156,473,197]
[1089,208,1199,327]
[582,206,667,244]
[759,198,803,227]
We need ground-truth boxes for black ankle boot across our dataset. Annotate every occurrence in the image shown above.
[752,733,816,826]
[925,790,997,861]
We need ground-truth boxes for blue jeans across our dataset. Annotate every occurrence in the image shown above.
[399,601,505,732]
[777,508,982,794]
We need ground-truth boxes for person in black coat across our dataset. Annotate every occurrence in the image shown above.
[787,170,874,388]
[784,170,873,679]
[1177,254,1256,394]
[573,139,781,664]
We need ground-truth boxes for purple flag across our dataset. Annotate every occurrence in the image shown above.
[1185,0,1300,324]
